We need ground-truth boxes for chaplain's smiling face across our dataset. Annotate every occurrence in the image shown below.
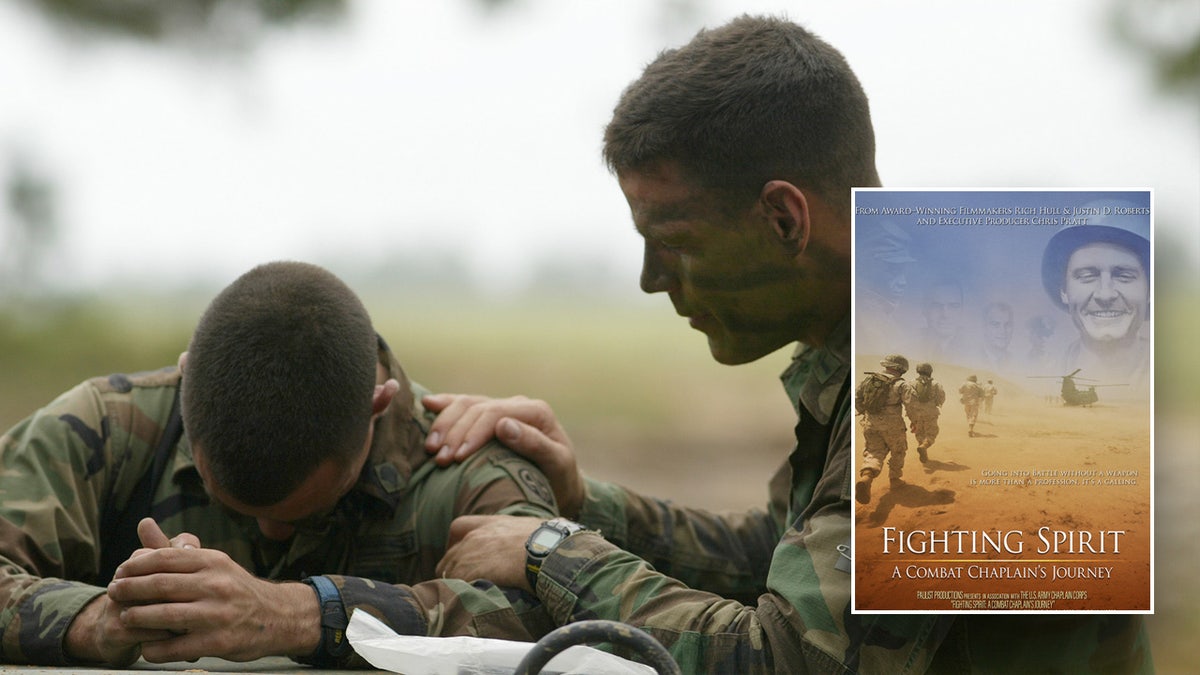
[1060,242,1147,346]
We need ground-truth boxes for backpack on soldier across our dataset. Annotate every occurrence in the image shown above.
[858,373,892,413]
[913,376,934,403]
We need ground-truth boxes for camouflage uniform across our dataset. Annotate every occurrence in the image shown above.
[904,374,946,461]
[958,377,986,436]
[326,319,1152,672]
[855,369,911,486]
[982,381,997,415]
[0,337,557,666]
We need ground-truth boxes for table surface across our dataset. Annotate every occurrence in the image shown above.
[0,656,388,674]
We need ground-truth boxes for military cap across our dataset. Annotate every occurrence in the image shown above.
[880,354,909,373]
[916,362,933,376]
[1040,206,1150,310]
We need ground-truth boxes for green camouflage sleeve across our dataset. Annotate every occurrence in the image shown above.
[532,490,946,672]
[0,381,121,664]
[574,477,779,603]
[546,526,954,673]
[318,450,1153,672]
[485,381,935,673]
[391,443,561,584]
[451,445,561,520]
[318,461,905,671]
[312,444,562,665]
[553,420,943,672]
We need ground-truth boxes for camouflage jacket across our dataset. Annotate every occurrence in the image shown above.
[958,381,986,405]
[855,373,910,432]
[0,338,557,665]
[336,319,1153,673]
[904,377,946,419]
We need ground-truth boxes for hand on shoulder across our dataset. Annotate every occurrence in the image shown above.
[423,393,585,517]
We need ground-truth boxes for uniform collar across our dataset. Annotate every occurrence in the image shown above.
[350,335,432,514]
[780,315,851,426]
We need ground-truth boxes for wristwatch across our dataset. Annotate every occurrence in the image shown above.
[525,517,588,591]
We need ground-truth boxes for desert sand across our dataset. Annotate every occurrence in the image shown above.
[853,362,1152,612]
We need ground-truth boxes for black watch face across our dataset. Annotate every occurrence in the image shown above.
[530,527,564,555]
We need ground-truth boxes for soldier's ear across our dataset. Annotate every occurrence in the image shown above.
[1059,289,1068,306]
[177,351,188,373]
[372,378,399,417]
[760,180,809,255]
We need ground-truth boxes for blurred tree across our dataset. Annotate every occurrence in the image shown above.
[13,0,348,53]
[1,0,351,297]
[1107,0,1200,293]
[1,151,59,299]
[1109,0,1200,109]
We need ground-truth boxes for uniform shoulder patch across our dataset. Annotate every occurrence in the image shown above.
[487,449,557,511]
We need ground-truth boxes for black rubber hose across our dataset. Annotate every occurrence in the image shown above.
[514,620,681,675]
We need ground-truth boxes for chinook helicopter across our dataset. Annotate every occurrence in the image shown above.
[1027,369,1125,407]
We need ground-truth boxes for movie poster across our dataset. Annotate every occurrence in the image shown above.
[850,188,1152,613]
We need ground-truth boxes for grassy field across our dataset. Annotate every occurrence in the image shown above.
[1,288,1195,671]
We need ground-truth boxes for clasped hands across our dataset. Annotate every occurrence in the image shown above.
[66,518,318,666]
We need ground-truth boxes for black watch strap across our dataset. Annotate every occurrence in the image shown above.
[302,576,351,664]
[525,518,588,592]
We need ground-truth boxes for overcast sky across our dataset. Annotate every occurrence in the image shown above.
[2,0,1197,295]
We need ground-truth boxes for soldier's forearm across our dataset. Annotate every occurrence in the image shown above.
[265,581,325,659]
[64,594,139,666]
[0,579,107,665]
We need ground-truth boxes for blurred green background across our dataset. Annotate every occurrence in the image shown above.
[2,0,1197,671]
[2,284,1196,669]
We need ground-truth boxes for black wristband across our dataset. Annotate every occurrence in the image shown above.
[302,576,351,664]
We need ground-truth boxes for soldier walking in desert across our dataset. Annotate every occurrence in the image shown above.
[904,362,945,463]
[983,379,998,415]
[959,374,987,437]
[854,354,912,504]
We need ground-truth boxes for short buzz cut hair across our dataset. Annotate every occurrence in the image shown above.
[602,14,879,219]
[181,261,378,507]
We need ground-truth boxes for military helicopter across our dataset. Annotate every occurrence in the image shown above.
[1027,369,1125,407]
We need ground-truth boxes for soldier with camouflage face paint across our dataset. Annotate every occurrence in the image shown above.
[416,15,1152,674]
[0,262,558,667]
